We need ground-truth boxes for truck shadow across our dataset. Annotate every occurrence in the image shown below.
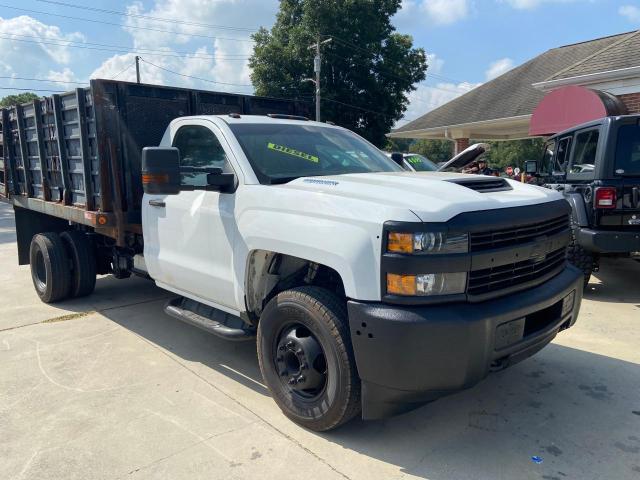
[98,289,640,480]
[585,257,640,304]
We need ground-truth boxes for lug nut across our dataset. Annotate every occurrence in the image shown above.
[288,377,297,385]
[286,341,294,348]
[296,375,305,384]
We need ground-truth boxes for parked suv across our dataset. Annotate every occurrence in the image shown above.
[526,115,640,286]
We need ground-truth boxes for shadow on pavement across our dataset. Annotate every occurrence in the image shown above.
[98,281,640,480]
[585,258,640,304]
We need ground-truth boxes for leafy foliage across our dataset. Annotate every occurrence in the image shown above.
[0,92,39,108]
[249,0,427,147]
[482,138,545,172]
[408,139,453,164]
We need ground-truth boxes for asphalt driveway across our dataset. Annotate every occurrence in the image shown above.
[1,200,639,480]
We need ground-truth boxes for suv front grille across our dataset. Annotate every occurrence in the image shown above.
[470,215,569,252]
[468,247,566,296]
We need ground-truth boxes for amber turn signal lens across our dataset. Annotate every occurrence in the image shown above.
[387,232,413,253]
[386,273,417,296]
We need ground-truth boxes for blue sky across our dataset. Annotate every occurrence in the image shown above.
[0,0,638,124]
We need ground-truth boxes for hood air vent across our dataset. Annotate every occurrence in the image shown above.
[447,177,512,193]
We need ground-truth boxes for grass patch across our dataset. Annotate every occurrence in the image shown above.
[42,311,96,324]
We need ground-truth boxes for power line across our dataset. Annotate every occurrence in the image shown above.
[0,75,86,85]
[0,4,255,43]
[111,63,135,80]
[139,58,254,88]
[0,86,66,92]
[0,34,252,61]
[35,0,259,32]
[326,34,464,84]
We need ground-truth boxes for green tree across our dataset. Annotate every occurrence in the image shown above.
[249,0,427,147]
[482,138,545,172]
[409,139,453,164]
[0,92,39,108]
[384,137,413,152]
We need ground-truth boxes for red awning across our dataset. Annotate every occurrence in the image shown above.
[529,86,627,136]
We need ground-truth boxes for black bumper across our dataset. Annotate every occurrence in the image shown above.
[347,265,583,420]
[576,228,640,253]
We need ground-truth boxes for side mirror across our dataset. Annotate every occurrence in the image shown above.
[142,147,181,195]
[390,152,404,167]
[524,160,538,175]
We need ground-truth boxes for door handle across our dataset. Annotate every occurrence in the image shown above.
[633,187,639,208]
[148,199,166,207]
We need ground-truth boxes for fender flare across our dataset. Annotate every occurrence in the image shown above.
[564,193,589,227]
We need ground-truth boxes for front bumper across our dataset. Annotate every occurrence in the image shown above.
[576,228,640,253]
[348,265,583,420]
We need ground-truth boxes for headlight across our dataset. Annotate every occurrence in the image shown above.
[387,272,467,296]
[387,231,468,254]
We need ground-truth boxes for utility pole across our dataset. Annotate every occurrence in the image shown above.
[135,56,141,84]
[307,36,331,122]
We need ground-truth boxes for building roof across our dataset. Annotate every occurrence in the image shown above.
[393,31,636,137]
[548,30,640,80]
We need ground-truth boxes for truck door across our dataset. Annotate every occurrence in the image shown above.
[143,121,238,309]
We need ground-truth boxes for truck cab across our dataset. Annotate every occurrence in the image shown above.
[530,115,640,285]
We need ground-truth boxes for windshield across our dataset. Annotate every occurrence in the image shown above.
[404,154,437,172]
[615,124,640,176]
[228,123,402,184]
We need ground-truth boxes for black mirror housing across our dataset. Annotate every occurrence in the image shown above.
[206,172,236,193]
[524,160,538,175]
[142,147,181,195]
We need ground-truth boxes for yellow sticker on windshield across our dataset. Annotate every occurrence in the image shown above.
[267,142,319,163]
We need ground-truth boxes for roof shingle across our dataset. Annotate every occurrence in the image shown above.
[394,31,635,134]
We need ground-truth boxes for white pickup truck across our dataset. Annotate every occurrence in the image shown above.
[2,80,583,431]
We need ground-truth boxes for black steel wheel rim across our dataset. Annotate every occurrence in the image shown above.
[273,323,328,400]
[34,250,47,291]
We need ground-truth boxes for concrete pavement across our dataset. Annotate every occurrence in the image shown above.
[1,200,639,480]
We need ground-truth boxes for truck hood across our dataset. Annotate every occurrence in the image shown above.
[279,171,563,223]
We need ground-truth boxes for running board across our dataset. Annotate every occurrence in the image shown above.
[164,297,256,341]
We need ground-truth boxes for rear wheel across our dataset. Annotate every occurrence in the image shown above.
[29,232,71,303]
[566,219,594,288]
[60,231,97,298]
[257,286,361,431]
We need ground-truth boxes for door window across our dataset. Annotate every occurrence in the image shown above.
[172,125,232,186]
[553,137,571,174]
[570,129,598,175]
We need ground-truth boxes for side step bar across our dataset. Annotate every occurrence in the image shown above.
[164,297,256,341]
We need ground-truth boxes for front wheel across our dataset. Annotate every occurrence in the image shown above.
[257,287,361,431]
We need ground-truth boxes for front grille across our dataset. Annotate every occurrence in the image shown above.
[468,247,566,296]
[470,215,569,252]
[447,178,512,193]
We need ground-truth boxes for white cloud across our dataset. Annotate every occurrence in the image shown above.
[426,53,444,74]
[46,67,78,84]
[88,0,277,93]
[395,0,469,27]
[398,80,480,127]
[485,57,514,80]
[499,0,586,9]
[422,0,470,25]
[619,5,640,22]
[0,15,83,91]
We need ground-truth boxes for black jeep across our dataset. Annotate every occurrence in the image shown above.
[526,115,640,286]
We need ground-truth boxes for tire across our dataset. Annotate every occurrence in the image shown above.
[29,232,71,303]
[566,219,594,288]
[257,286,361,431]
[60,231,97,298]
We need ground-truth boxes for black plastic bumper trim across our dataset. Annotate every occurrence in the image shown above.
[576,228,640,253]
[349,264,583,420]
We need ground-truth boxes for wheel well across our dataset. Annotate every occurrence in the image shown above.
[244,250,345,323]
